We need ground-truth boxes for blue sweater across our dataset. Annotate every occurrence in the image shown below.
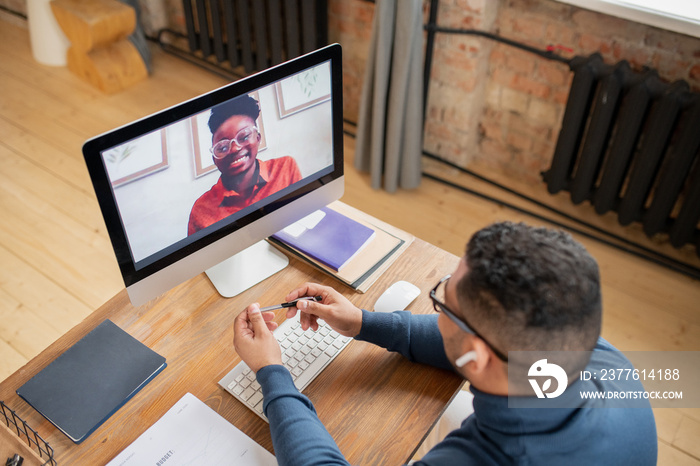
[257,310,657,465]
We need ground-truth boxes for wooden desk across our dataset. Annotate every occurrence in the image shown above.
[0,238,462,465]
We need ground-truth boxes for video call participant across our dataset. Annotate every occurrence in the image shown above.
[233,222,657,465]
[188,94,302,235]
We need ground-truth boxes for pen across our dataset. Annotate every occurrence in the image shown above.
[6,454,23,466]
[259,296,322,312]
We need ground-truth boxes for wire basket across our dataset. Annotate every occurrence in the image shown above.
[1,400,56,466]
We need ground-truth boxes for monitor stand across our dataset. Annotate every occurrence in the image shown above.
[205,240,289,298]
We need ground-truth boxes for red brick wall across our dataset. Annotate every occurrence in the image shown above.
[330,0,700,185]
[328,0,376,123]
[476,0,700,184]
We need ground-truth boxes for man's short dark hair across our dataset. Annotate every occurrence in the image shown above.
[456,222,602,355]
[208,94,260,134]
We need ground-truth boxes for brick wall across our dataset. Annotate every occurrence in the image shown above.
[475,0,700,184]
[330,0,700,186]
[328,0,375,123]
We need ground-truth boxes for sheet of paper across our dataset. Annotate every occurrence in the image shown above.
[107,393,276,466]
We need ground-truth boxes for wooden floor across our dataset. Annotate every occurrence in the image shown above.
[1,17,698,465]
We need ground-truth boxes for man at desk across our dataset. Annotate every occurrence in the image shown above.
[234,221,657,465]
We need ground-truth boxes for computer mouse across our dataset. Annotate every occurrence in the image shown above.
[373,281,421,313]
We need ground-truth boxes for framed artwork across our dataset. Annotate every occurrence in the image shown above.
[191,115,216,178]
[275,63,331,118]
[103,129,168,187]
[192,91,267,178]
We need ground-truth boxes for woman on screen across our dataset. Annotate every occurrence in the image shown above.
[188,94,302,235]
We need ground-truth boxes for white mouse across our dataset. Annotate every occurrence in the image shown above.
[374,281,421,313]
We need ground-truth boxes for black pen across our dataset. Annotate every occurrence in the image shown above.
[6,454,23,466]
[259,296,322,312]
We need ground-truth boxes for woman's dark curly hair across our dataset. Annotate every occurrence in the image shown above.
[208,94,260,135]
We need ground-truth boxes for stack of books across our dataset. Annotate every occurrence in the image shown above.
[268,202,414,293]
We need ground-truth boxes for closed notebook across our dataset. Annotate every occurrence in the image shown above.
[17,319,166,444]
[272,207,376,271]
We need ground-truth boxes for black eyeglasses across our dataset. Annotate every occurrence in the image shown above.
[430,274,509,362]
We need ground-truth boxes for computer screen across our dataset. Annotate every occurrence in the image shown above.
[83,44,344,306]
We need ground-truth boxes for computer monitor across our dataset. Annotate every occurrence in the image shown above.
[83,44,344,307]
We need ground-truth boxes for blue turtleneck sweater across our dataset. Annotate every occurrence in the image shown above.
[256,310,657,465]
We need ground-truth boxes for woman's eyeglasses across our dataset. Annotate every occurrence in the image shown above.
[210,126,259,159]
[429,274,509,362]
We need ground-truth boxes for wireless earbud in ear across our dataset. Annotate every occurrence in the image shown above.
[455,350,477,368]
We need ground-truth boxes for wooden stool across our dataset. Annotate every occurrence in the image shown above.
[50,0,147,93]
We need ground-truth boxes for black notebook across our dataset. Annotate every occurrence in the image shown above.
[17,319,166,443]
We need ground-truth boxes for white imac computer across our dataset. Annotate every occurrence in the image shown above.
[83,44,344,306]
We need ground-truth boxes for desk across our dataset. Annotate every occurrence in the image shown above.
[0,236,462,464]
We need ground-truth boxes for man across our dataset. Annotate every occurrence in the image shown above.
[188,94,302,235]
[234,222,657,465]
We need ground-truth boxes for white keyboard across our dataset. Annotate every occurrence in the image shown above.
[219,313,352,421]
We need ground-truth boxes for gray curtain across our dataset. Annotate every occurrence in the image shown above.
[354,0,424,192]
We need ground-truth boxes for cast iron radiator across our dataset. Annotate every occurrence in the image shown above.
[543,53,700,255]
[180,0,328,74]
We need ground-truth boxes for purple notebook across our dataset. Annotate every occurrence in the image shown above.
[272,207,376,271]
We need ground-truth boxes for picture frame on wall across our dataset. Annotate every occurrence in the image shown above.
[275,63,331,118]
[104,129,169,187]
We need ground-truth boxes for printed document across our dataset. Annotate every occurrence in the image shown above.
[107,392,276,466]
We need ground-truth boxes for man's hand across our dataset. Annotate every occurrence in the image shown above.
[233,303,282,373]
[285,283,363,337]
